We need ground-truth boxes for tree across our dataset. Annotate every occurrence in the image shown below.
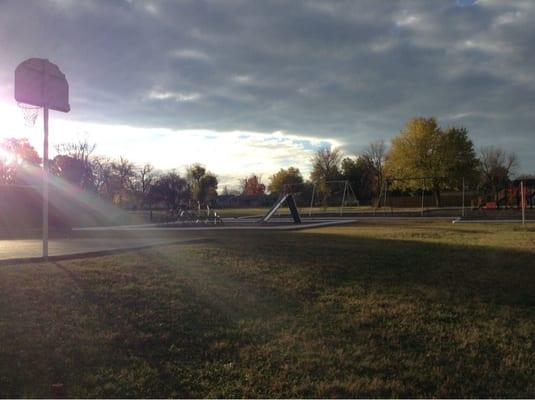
[310,147,343,206]
[151,171,190,215]
[186,163,206,204]
[362,139,387,202]
[479,145,518,202]
[385,117,479,206]
[91,156,114,200]
[241,174,266,196]
[438,127,480,184]
[310,147,342,183]
[186,163,218,206]
[111,157,136,206]
[341,157,373,204]
[200,173,219,205]
[0,138,40,184]
[268,167,304,194]
[55,139,96,189]
[132,163,157,212]
[90,156,135,205]
[51,155,88,187]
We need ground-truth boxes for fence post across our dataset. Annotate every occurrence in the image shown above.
[340,181,347,216]
[521,180,525,225]
[384,180,389,214]
[420,178,425,216]
[462,177,465,218]
[309,183,315,217]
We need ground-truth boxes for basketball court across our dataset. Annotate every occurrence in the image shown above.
[0,237,205,263]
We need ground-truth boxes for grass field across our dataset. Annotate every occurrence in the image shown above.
[1,221,535,397]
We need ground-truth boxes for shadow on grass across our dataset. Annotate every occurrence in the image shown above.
[218,229,535,307]
[0,228,534,397]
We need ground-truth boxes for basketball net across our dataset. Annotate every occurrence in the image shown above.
[17,102,41,127]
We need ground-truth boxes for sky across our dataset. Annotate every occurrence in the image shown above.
[1,0,534,188]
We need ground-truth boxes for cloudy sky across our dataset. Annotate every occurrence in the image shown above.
[1,0,534,187]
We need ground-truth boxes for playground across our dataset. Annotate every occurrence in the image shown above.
[2,50,534,400]
[1,220,534,398]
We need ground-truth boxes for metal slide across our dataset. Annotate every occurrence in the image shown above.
[261,194,301,223]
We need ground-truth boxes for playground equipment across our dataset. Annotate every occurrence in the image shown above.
[177,205,223,225]
[308,180,358,216]
[374,176,477,217]
[477,179,535,209]
[261,180,359,222]
[261,192,301,223]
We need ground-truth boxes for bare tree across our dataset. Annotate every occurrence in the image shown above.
[310,147,343,207]
[56,139,96,162]
[91,156,113,199]
[89,156,135,205]
[479,145,519,202]
[134,163,157,213]
[310,147,343,183]
[55,139,96,189]
[111,157,135,206]
[363,139,387,201]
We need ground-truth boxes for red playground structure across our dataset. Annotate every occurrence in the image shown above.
[479,179,535,209]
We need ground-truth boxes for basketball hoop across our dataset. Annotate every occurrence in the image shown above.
[14,58,70,260]
[17,102,41,127]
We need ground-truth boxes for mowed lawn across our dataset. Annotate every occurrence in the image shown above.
[1,221,535,398]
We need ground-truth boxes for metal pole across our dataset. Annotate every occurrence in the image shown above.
[375,180,383,214]
[462,177,465,218]
[43,106,49,260]
[347,183,358,207]
[521,181,525,225]
[384,180,389,214]
[340,181,347,216]
[421,178,425,216]
[309,183,315,217]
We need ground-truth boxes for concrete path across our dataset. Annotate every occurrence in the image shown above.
[0,238,188,262]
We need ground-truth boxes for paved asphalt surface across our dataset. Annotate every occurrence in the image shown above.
[0,218,354,261]
[0,238,182,261]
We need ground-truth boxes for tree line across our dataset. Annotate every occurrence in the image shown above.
[0,116,528,211]
[0,138,218,216]
[261,117,525,207]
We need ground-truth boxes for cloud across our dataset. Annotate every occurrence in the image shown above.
[147,89,201,102]
[0,100,336,189]
[0,0,534,172]
[168,49,212,62]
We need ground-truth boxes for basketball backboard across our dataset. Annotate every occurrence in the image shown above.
[14,58,70,112]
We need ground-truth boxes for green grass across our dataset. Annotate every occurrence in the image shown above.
[1,221,535,397]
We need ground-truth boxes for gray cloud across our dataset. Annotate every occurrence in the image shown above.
[1,0,534,171]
